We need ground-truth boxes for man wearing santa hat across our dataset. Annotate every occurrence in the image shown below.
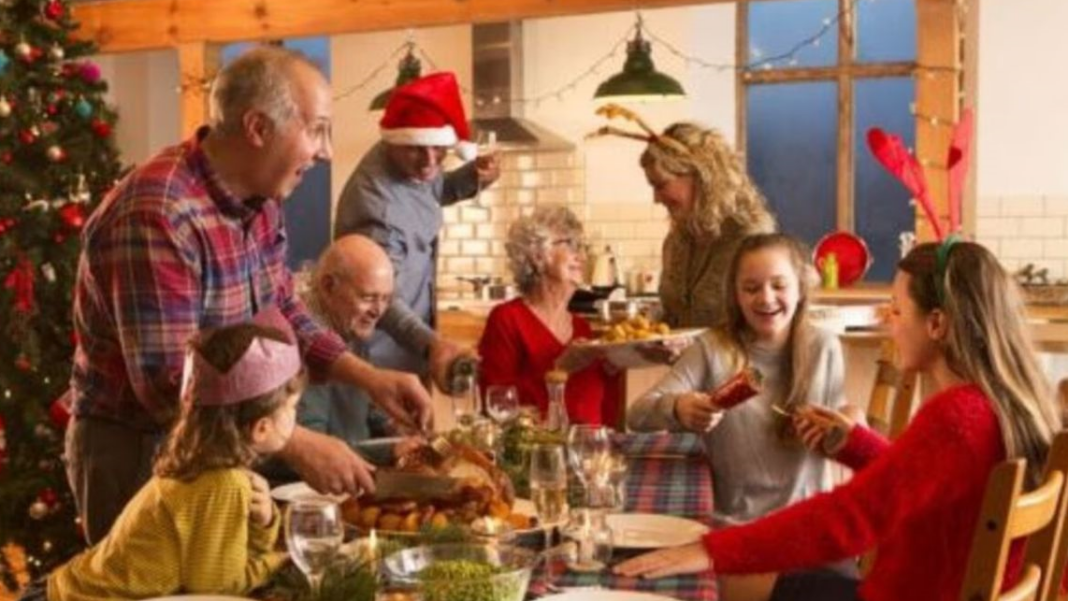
[334,72,499,388]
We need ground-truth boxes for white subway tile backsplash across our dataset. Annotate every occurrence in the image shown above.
[1021,217,1065,238]
[1044,197,1068,217]
[536,152,578,169]
[461,240,490,257]
[446,257,475,273]
[518,171,543,188]
[1001,238,1044,259]
[509,189,536,205]
[475,223,507,241]
[440,240,460,256]
[443,205,460,225]
[636,220,670,240]
[461,206,491,223]
[1000,196,1046,217]
[977,217,1020,237]
[1045,239,1068,259]
[447,223,473,239]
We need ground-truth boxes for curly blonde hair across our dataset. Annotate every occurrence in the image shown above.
[641,123,775,238]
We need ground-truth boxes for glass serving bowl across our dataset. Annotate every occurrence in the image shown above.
[383,543,534,601]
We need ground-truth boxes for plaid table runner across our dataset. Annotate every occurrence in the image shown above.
[617,431,705,460]
[531,432,717,601]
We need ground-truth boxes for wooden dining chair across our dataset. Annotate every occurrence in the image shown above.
[959,430,1068,601]
[858,340,920,576]
[865,339,919,440]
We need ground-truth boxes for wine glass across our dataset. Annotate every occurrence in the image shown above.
[567,425,612,506]
[485,385,519,425]
[286,497,343,598]
[529,443,569,587]
[451,373,481,430]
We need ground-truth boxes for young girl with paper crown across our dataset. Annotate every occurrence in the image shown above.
[24,307,305,601]
[618,239,1063,601]
[628,233,855,595]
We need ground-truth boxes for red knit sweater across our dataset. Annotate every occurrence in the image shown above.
[478,298,617,426]
[704,384,1018,601]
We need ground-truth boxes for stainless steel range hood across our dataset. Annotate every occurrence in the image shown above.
[471,22,574,151]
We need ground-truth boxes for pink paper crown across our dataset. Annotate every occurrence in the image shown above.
[180,306,303,406]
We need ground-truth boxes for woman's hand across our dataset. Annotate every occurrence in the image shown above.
[674,392,724,433]
[614,542,711,579]
[793,405,856,456]
[246,470,275,528]
[636,337,692,365]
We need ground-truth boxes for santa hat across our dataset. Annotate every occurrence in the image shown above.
[380,72,477,161]
[180,306,302,406]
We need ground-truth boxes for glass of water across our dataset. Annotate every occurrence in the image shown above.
[286,497,343,598]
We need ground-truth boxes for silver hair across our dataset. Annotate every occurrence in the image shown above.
[208,45,321,136]
[505,205,585,295]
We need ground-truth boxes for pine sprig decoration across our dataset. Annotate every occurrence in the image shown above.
[0,0,125,588]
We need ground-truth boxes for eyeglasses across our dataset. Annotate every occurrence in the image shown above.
[296,112,333,156]
[551,238,585,253]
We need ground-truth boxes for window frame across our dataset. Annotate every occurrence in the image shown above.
[736,0,916,233]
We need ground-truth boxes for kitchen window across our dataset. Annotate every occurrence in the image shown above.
[739,0,917,281]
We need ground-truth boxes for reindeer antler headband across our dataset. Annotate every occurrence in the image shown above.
[585,103,693,159]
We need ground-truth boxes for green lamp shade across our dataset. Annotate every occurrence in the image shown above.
[369,51,423,111]
[594,37,685,102]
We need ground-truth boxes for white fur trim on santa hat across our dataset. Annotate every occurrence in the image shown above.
[455,141,478,162]
[381,125,457,147]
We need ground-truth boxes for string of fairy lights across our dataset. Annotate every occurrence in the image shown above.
[179,0,967,118]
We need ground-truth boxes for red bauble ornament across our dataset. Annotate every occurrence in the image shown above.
[54,232,66,244]
[50,395,72,430]
[44,0,64,20]
[14,355,31,371]
[39,488,59,508]
[19,128,38,145]
[58,202,85,229]
[1,152,12,164]
[46,104,58,116]
[91,119,111,138]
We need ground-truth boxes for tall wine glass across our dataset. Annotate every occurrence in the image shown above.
[286,497,343,598]
[485,385,519,425]
[567,425,612,506]
[530,443,569,587]
[451,373,481,430]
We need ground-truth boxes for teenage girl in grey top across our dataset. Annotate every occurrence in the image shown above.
[630,233,847,527]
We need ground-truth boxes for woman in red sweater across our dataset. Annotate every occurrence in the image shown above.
[615,239,1062,601]
[478,204,616,426]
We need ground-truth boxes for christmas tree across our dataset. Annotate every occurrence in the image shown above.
[0,0,123,590]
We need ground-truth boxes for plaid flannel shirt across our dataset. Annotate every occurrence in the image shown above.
[71,128,347,431]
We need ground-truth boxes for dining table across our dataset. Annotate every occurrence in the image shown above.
[527,431,717,601]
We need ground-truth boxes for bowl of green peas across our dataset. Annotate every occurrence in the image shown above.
[382,543,534,601]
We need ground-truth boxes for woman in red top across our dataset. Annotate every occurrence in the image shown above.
[478,205,616,426]
[615,239,1062,601]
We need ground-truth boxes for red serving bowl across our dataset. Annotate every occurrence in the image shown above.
[813,231,872,287]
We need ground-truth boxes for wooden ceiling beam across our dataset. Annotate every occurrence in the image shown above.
[70,0,723,54]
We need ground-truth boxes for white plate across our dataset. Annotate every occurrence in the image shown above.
[269,481,347,504]
[567,328,706,369]
[538,592,680,601]
[606,513,710,549]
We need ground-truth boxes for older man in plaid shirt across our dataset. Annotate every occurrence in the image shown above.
[66,46,434,544]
